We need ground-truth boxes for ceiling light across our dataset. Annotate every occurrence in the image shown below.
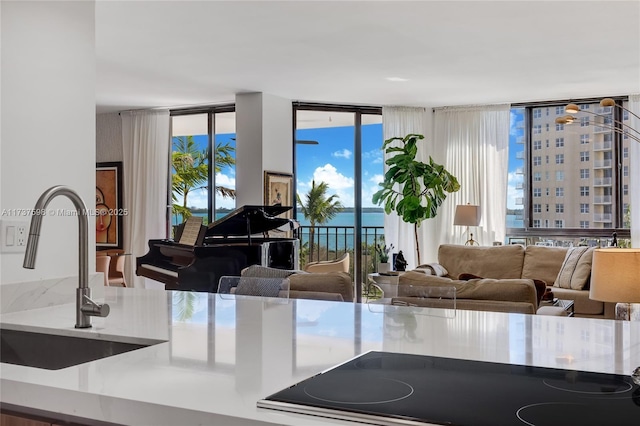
[386,77,409,82]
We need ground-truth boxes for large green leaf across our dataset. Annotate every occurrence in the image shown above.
[372,133,460,262]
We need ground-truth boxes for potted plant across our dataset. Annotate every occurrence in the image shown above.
[372,133,460,265]
[375,243,393,273]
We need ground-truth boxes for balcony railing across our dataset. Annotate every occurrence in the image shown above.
[593,195,612,204]
[593,177,612,186]
[594,141,612,151]
[296,225,385,283]
[593,159,612,168]
[593,214,613,222]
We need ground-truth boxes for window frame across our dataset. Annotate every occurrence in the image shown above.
[508,96,630,240]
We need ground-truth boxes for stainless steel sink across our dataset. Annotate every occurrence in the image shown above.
[0,328,163,370]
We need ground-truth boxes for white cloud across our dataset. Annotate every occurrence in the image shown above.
[297,163,355,207]
[363,148,383,165]
[180,172,236,210]
[361,174,385,208]
[332,148,352,159]
[313,164,353,189]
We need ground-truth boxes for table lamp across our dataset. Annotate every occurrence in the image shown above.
[453,204,481,245]
[589,248,640,321]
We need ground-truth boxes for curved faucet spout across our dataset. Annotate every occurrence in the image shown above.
[23,185,108,328]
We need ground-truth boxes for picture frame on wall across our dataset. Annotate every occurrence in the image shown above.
[264,171,294,218]
[96,162,123,248]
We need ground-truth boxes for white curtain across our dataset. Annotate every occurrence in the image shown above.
[629,94,640,248]
[424,105,511,261]
[121,110,171,288]
[381,107,428,270]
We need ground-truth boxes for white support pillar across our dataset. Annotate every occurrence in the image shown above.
[235,93,293,207]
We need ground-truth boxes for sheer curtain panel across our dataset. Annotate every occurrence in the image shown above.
[381,106,428,269]
[430,105,510,256]
[121,110,171,288]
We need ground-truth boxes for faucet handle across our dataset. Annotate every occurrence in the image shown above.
[82,294,110,317]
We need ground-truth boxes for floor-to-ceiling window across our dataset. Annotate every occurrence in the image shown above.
[507,97,631,246]
[293,103,382,301]
[170,106,236,229]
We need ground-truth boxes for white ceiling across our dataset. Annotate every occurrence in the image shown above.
[96,0,640,114]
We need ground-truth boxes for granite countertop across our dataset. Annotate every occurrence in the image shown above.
[1,284,638,426]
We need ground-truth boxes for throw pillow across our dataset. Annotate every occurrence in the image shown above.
[416,263,448,277]
[554,247,594,290]
[235,277,286,297]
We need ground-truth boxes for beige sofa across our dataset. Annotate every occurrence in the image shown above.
[395,244,614,319]
[240,265,354,302]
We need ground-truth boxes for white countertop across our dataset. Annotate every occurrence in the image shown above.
[1,286,639,426]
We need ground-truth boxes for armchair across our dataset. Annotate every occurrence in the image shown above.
[304,252,349,273]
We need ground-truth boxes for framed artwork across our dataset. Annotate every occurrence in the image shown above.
[264,171,294,217]
[96,162,123,248]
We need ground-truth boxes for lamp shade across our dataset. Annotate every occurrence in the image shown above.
[589,249,640,303]
[453,205,481,227]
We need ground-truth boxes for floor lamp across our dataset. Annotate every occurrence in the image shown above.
[454,204,481,246]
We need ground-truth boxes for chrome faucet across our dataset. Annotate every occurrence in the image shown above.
[23,186,110,328]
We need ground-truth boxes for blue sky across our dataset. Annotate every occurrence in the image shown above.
[174,124,385,209]
[175,115,523,210]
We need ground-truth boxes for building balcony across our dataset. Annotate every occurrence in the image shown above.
[593,160,612,169]
[515,151,525,160]
[516,135,525,144]
[593,177,612,186]
[515,167,524,175]
[593,195,612,204]
[515,197,524,206]
[594,126,613,134]
[593,141,612,151]
[593,214,613,222]
[516,182,524,190]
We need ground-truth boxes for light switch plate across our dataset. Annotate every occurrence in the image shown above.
[1,219,31,253]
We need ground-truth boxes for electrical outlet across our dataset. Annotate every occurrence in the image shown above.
[16,225,27,246]
[1,219,30,253]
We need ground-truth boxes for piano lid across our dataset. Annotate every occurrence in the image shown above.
[206,205,295,237]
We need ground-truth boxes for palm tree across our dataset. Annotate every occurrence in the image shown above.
[296,180,343,262]
[171,136,236,221]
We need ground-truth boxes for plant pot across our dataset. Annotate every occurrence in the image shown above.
[377,262,390,274]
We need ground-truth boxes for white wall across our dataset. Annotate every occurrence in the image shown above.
[235,93,292,207]
[0,1,96,284]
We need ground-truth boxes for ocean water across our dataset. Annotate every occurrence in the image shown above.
[174,210,384,228]
[176,211,522,230]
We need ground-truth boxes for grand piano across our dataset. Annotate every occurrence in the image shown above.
[136,205,299,292]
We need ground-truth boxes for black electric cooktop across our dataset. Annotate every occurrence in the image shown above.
[258,351,640,426]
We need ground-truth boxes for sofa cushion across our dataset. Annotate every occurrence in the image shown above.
[398,271,537,309]
[241,264,306,278]
[459,272,546,306]
[288,272,354,302]
[437,244,525,279]
[521,245,568,286]
[554,247,594,290]
[391,297,536,314]
[289,290,344,302]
